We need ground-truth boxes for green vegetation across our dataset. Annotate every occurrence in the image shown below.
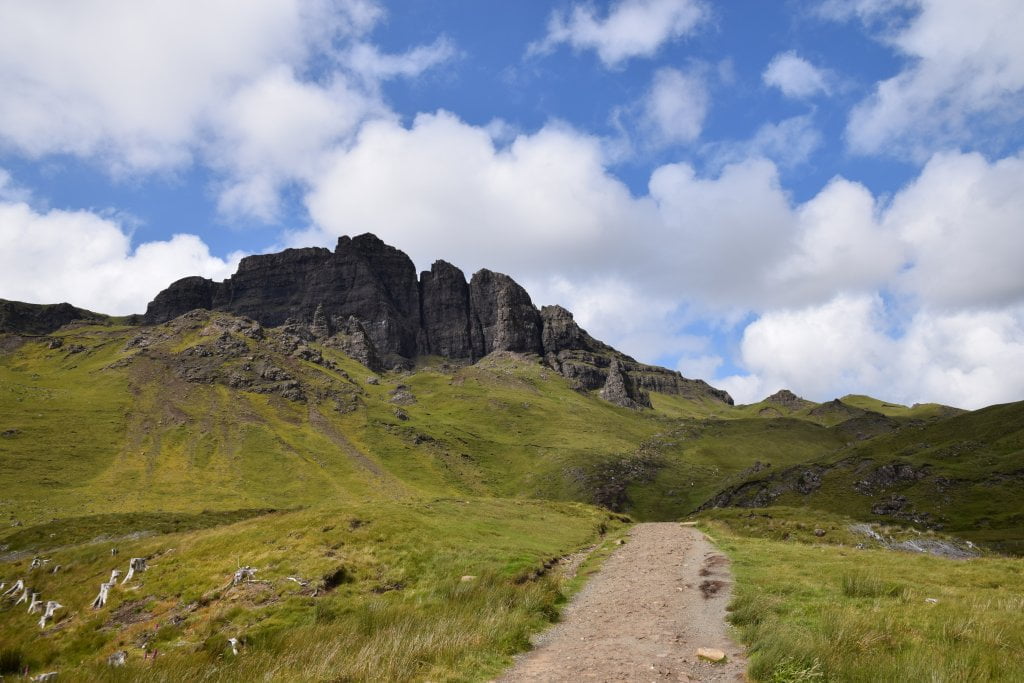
[701,508,1024,682]
[1,499,622,680]
[2,312,1023,680]
[731,401,1024,554]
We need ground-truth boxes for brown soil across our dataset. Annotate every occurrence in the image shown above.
[497,523,747,682]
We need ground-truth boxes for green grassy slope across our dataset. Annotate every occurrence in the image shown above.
[2,311,1022,680]
[700,508,1024,682]
[0,312,835,529]
[703,401,1024,553]
[0,499,622,680]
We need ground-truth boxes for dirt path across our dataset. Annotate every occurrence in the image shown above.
[498,523,747,682]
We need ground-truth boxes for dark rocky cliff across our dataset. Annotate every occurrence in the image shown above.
[143,233,733,407]
[0,299,106,335]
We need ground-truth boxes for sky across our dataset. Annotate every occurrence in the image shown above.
[1,0,1023,409]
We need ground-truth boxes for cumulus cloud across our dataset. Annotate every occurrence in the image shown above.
[296,106,1024,404]
[887,151,1024,309]
[0,0,334,170]
[529,0,707,67]
[0,0,455,220]
[718,295,1024,409]
[769,176,903,301]
[641,67,709,146]
[301,111,655,281]
[208,65,388,222]
[302,109,1023,315]
[0,198,239,315]
[763,51,831,98]
[525,275,709,364]
[841,0,1024,156]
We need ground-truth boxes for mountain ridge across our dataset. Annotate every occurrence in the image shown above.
[4,233,734,408]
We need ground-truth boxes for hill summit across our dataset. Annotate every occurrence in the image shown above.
[142,233,732,407]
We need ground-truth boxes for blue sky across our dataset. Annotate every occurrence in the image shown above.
[1,0,1022,409]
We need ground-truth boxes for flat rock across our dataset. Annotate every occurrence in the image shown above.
[696,647,726,663]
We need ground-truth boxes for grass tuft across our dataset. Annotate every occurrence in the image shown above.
[840,572,908,599]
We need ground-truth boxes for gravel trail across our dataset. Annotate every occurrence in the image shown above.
[498,522,747,682]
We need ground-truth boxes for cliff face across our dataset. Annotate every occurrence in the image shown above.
[143,233,733,407]
[0,299,106,335]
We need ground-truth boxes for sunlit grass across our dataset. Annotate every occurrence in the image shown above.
[702,509,1024,682]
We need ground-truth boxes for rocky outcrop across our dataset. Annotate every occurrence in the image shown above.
[145,235,422,368]
[600,358,651,409]
[468,269,542,356]
[142,233,733,406]
[0,299,105,335]
[419,260,473,358]
[761,389,813,411]
[540,305,596,354]
[143,277,216,326]
[809,398,867,420]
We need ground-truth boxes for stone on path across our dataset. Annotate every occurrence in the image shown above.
[697,647,727,663]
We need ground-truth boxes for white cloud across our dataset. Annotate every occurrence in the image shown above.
[297,107,1024,405]
[705,114,823,169]
[720,294,893,403]
[815,0,915,22]
[769,176,904,301]
[208,65,387,222]
[303,110,1023,316]
[525,275,706,364]
[843,0,1024,156]
[887,151,1024,308]
[0,0,455,221]
[0,0,339,170]
[346,37,457,82]
[302,111,655,281]
[647,158,799,305]
[529,0,707,67]
[763,51,831,98]
[677,353,724,380]
[0,168,30,203]
[719,295,1024,409]
[0,199,239,315]
[642,67,708,146]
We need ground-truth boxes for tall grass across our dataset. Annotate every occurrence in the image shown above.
[704,512,1024,682]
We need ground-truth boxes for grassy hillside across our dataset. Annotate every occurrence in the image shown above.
[701,401,1024,553]
[0,311,843,529]
[700,508,1024,681]
[2,311,1023,680]
[0,499,623,680]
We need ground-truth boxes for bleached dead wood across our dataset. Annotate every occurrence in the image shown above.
[39,600,62,629]
[232,566,257,585]
[92,581,114,609]
[122,557,147,583]
[28,592,42,614]
[2,578,23,597]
